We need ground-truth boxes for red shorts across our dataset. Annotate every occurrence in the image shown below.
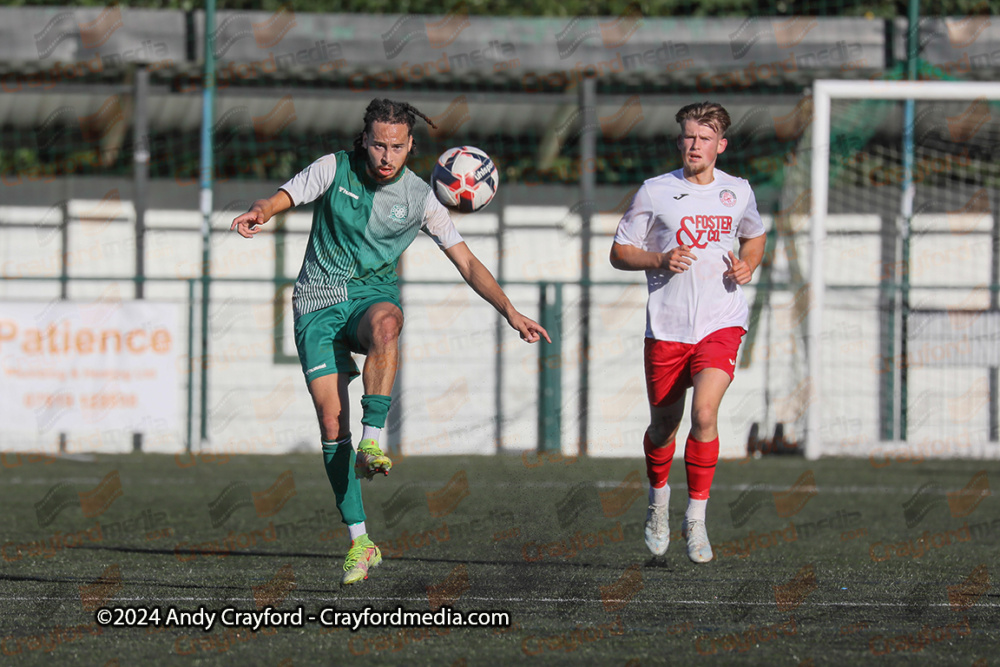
[644,327,746,407]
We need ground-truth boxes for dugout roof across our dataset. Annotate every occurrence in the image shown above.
[1,7,998,140]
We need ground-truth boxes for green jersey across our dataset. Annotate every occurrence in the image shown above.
[280,150,463,319]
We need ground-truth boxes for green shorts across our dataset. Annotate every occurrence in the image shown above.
[293,295,402,383]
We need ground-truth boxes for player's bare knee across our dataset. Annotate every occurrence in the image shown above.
[691,405,719,432]
[317,410,349,441]
[370,311,403,347]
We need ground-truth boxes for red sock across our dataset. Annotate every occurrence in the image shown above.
[643,432,675,489]
[684,434,720,500]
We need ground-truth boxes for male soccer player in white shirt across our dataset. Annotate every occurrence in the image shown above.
[610,102,766,563]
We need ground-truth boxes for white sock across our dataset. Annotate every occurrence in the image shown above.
[649,483,670,508]
[686,498,708,523]
[348,522,367,541]
[361,425,381,443]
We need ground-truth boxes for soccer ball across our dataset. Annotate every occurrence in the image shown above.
[430,146,499,213]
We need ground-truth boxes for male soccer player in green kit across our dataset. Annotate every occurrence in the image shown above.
[231,99,549,584]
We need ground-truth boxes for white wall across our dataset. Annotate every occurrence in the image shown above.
[4,199,991,458]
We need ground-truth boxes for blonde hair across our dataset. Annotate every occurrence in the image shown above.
[675,102,732,136]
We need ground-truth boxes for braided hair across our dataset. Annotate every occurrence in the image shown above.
[353,98,438,156]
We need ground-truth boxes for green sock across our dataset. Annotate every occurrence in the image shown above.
[321,437,366,526]
[361,394,392,429]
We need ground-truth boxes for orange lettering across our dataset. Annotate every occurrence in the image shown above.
[126,329,146,353]
[100,330,121,352]
[151,329,171,353]
[76,329,94,354]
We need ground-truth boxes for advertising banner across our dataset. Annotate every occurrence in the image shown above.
[0,300,180,433]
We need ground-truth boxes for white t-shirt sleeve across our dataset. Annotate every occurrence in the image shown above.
[613,185,654,249]
[278,153,338,206]
[421,191,464,250]
[737,185,766,239]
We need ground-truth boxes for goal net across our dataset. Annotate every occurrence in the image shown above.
[775,79,1000,460]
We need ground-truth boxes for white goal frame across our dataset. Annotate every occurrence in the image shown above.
[807,79,1000,460]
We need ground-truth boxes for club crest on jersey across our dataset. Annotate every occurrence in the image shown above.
[389,204,407,221]
[719,189,737,207]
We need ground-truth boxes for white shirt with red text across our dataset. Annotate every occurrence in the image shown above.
[613,168,765,344]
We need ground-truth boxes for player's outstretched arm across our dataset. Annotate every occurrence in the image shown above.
[231,190,294,239]
[443,242,551,344]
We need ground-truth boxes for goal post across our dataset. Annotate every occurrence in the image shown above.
[806,79,1000,460]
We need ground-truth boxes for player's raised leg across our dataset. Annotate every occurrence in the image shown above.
[309,373,382,584]
[353,302,403,479]
[681,367,731,563]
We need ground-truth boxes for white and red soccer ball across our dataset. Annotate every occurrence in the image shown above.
[430,146,499,213]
